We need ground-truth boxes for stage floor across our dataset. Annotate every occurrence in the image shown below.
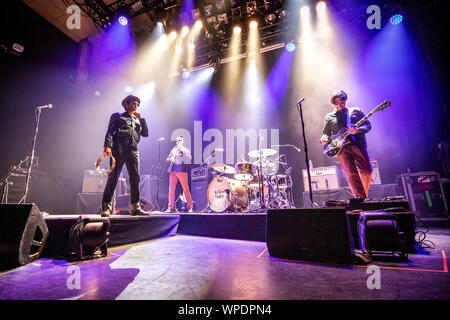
[0,229,449,300]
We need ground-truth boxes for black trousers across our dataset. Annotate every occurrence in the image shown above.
[102,144,141,204]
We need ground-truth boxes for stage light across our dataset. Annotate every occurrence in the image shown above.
[233,26,242,34]
[181,69,191,79]
[285,42,296,52]
[125,86,133,93]
[316,1,326,11]
[169,31,177,39]
[118,16,128,26]
[188,42,196,49]
[300,5,310,16]
[390,14,403,25]
[194,20,203,29]
[249,20,258,29]
[176,44,183,53]
[181,26,190,36]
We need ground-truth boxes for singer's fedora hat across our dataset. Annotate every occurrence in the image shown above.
[121,95,141,108]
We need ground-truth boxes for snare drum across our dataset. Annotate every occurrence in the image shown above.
[207,177,249,212]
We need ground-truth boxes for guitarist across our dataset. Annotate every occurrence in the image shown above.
[166,136,194,212]
[320,90,373,199]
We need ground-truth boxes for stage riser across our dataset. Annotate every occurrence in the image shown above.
[177,214,267,242]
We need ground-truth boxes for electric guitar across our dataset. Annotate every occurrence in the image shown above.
[323,100,391,157]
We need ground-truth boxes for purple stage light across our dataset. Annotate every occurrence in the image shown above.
[118,16,128,26]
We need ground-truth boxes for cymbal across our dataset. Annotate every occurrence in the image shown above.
[209,163,235,174]
[252,160,277,168]
[248,148,277,158]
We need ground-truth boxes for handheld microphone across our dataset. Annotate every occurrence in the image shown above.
[37,104,53,110]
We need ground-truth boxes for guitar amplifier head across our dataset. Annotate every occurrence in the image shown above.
[82,170,126,194]
[302,166,341,192]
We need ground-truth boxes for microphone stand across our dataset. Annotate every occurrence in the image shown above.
[155,139,163,211]
[19,108,43,204]
[296,98,314,208]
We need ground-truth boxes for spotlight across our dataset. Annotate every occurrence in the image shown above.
[169,31,177,39]
[194,20,203,29]
[118,16,128,26]
[181,69,191,79]
[265,13,277,25]
[233,26,242,34]
[125,86,133,93]
[285,42,296,52]
[316,1,326,11]
[300,5,310,15]
[249,20,258,29]
[390,14,403,25]
[188,42,196,49]
[181,26,190,36]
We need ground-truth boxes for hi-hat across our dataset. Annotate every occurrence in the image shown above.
[208,163,235,174]
[248,148,277,158]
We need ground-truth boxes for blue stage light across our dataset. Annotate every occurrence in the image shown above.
[118,16,128,26]
[390,14,403,25]
[285,42,296,52]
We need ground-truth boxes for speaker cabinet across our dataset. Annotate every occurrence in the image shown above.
[190,166,214,211]
[0,204,49,269]
[266,208,355,264]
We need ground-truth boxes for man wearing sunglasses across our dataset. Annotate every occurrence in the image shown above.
[320,90,373,199]
[166,136,194,213]
[101,94,149,216]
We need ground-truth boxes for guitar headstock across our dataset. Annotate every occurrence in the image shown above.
[376,100,391,112]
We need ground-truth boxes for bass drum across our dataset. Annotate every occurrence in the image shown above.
[207,177,249,212]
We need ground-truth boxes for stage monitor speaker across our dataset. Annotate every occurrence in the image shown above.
[0,204,49,269]
[266,208,355,264]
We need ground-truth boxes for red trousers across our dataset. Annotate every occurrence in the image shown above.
[338,145,373,199]
[168,171,193,210]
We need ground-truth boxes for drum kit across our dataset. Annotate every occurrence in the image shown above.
[205,148,295,213]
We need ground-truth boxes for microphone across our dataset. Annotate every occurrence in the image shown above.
[297,98,305,105]
[158,137,165,142]
[37,104,53,110]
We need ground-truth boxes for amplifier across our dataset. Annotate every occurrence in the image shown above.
[400,171,448,218]
[302,166,341,192]
[371,160,381,184]
[190,166,213,211]
[82,170,126,194]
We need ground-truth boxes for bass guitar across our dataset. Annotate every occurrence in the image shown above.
[323,100,391,157]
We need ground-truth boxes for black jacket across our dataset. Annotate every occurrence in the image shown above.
[322,107,371,148]
[104,112,149,150]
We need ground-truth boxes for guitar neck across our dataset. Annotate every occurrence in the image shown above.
[354,107,378,127]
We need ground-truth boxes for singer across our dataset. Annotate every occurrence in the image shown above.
[101,95,149,216]
[166,136,194,213]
